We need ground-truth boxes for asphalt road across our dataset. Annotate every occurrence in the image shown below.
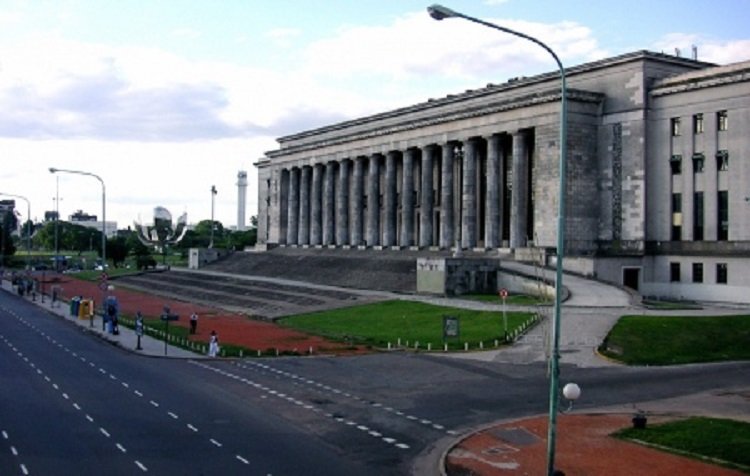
[2,290,748,475]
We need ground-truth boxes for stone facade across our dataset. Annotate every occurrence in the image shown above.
[256,51,750,303]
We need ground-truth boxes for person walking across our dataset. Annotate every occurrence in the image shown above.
[208,330,219,357]
[190,312,198,335]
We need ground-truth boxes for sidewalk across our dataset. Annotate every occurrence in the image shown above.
[2,278,202,358]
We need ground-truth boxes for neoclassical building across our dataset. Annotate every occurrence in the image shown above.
[256,50,750,303]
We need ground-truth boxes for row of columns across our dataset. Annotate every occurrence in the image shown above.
[282,131,531,249]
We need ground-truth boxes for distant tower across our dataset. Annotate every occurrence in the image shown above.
[237,170,248,231]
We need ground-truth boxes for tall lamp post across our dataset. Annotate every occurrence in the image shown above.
[49,168,107,269]
[0,192,32,269]
[209,185,217,248]
[427,5,567,475]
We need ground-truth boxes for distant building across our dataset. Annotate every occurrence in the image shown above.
[256,50,750,303]
[69,209,117,238]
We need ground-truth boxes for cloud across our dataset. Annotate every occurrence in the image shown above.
[652,33,750,65]
[264,28,302,48]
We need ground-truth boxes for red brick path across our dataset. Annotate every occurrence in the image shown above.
[48,274,354,354]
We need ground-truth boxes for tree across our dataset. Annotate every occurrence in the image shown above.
[106,236,129,268]
[1,212,17,260]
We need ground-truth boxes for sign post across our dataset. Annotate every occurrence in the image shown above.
[499,288,509,341]
[160,305,179,356]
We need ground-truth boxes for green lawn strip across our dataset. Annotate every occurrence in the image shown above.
[461,293,549,306]
[615,417,750,471]
[280,300,536,350]
[641,299,702,310]
[599,314,750,365]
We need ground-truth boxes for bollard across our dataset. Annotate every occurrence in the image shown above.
[257,350,261,357]
[495,339,499,347]
[464,342,469,351]
[397,338,401,347]
[479,341,484,350]
[427,343,432,351]
[239,350,243,358]
[444,343,448,352]
[308,346,313,355]
[388,342,391,350]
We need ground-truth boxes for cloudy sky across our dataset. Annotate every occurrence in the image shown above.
[1,0,749,229]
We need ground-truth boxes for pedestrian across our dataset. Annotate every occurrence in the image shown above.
[208,330,219,357]
[190,312,198,335]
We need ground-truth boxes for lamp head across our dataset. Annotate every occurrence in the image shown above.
[427,4,457,20]
[49,167,58,173]
[562,382,581,401]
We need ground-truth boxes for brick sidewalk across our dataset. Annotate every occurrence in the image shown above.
[446,413,745,476]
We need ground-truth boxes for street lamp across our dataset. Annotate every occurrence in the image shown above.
[427,5,568,475]
[49,168,107,271]
[0,192,31,269]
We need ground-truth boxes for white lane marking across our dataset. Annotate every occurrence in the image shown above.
[20,463,29,475]
[86,415,94,423]
[135,460,148,472]
[116,443,127,453]
[395,443,410,450]
[2,430,8,439]
[236,455,249,464]
[62,393,69,400]
[187,424,198,432]
[73,403,81,410]
[168,412,179,419]
[100,428,110,438]
[10,446,18,456]
[52,383,59,390]
[121,382,129,388]
[149,400,159,408]
[210,439,222,447]
[134,390,143,397]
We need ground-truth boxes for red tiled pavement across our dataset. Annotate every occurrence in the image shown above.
[47,273,356,354]
[446,414,745,476]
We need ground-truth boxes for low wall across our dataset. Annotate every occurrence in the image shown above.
[417,258,499,296]
[188,248,229,269]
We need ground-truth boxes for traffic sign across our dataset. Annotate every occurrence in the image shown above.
[499,288,508,299]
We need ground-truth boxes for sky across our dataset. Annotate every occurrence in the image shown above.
[1,0,749,230]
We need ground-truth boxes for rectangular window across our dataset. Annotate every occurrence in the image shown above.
[692,153,705,173]
[693,192,704,241]
[671,193,682,241]
[716,263,728,284]
[671,117,681,136]
[670,262,680,282]
[718,191,729,241]
[693,113,704,134]
[692,263,703,283]
[717,110,728,131]
[670,155,682,175]
[716,150,729,171]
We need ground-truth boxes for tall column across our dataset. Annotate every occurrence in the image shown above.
[440,144,454,248]
[384,151,398,247]
[366,154,381,246]
[485,135,501,248]
[351,158,364,246]
[310,164,323,245]
[322,162,336,245]
[286,167,299,245]
[400,148,416,246]
[298,166,311,245]
[336,159,350,245]
[420,145,435,247]
[462,139,478,249]
[510,131,529,248]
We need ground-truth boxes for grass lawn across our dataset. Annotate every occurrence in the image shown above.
[280,300,536,350]
[462,293,549,306]
[616,417,750,471]
[599,314,750,365]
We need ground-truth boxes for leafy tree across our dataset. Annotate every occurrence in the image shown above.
[1,212,17,259]
[106,235,129,268]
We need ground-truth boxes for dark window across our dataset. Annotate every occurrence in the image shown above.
[693,192,704,241]
[671,117,681,136]
[670,155,682,175]
[670,262,680,282]
[692,263,703,283]
[693,113,704,134]
[716,263,728,284]
[671,193,682,241]
[692,153,705,173]
[718,191,729,241]
[716,150,729,171]
[717,110,728,131]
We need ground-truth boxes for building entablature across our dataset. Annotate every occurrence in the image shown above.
[263,88,602,163]
[651,60,750,97]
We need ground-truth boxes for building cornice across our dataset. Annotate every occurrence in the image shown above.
[265,88,602,160]
[651,61,750,97]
